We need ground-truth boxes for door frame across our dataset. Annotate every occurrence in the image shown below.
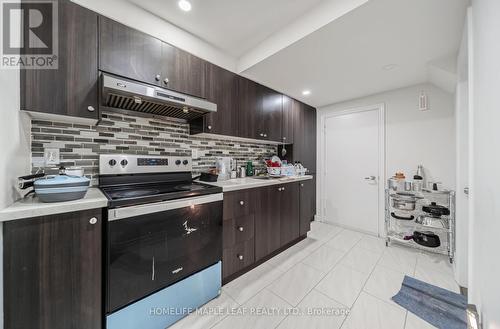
[318,103,386,237]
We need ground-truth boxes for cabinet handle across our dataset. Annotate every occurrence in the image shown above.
[89,217,98,225]
[278,187,282,192]
[163,78,169,85]
[238,226,244,232]
[263,133,267,137]
[87,106,95,112]
[282,186,285,191]
[207,125,212,130]
[260,133,264,137]
[155,74,161,81]
[300,183,304,187]
[239,200,244,206]
[283,137,287,141]
[152,257,155,281]
[237,254,244,261]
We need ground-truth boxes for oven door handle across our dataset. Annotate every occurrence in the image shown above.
[108,193,223,221]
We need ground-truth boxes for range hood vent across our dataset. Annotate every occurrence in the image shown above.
[101,73,216,120]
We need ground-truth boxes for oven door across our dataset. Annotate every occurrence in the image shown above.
[107,194,223,313]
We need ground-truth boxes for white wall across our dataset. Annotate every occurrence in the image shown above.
[317,83,456,194]
[468,0,500,327]
[72,0,237,72]
[0,66,31,329]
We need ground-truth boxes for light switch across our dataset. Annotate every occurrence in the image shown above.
[44,148,60,165]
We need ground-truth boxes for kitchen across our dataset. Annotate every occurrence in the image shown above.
[0,0,499,328]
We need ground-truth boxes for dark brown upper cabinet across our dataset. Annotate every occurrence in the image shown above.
[20,0,99,121]
[260,86,283,142]
[3,208,102,329]
[99,16,164,87]
[161,43,205,98]
[100,17,205,98]
[190,62,238,135]
[238,76,263,140]
[293,102,317,173]
[282,95,295,144]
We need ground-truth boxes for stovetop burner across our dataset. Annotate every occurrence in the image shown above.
[110,189,161,199]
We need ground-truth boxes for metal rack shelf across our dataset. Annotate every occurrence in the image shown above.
[385,189,456,263]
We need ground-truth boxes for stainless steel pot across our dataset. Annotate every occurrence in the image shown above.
[391,194,417,211]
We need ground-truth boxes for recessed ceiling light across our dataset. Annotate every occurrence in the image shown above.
[302,90,311,96]
[178,0,192,12]
[383,64,399,71]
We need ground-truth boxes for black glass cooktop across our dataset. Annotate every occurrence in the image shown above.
[100,182,221,208]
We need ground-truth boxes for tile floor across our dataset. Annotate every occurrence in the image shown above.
[171,221,459,329]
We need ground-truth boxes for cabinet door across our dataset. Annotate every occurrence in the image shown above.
[3,209,102,329]
[282,95,295,144]
[21,0,98,119]
[280,183,300,247]
[261,87,283,142]
[293,101,317,173]
[202,63,239,135]
[99,16,164,86]
[162,44,205,98]
[299,177,316,236]
[255,185,281,261]
[238,77,263,140]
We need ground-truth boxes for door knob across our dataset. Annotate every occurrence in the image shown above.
[207,125,212,130]
[87,105,95,112]
[364,176,376,181]
[163,78,169,84]
[238,226,244,232]
[89,217,98,225]
[155,74,161,81]
[239,200,244,205]
[237,254,244,261]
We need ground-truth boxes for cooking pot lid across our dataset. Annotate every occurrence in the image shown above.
[422,202,450,216]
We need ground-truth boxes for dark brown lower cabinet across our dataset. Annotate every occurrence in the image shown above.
[280,183,300,247]
[299,176,316,235]
[255,185,282,261]
[3,208,103,329]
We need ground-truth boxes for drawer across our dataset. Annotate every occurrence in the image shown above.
[222,239,255,279]
[223,189,256,220]
[223,214,255,248]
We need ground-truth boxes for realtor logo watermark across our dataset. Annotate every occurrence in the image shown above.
[1,0,58,69]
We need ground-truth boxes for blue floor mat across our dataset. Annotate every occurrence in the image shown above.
[392,275,467,329]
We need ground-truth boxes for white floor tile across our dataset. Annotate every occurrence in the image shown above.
[356,235,386,254]
[212,289,291,329]
[302,246,346,272]
[266,243,311,272]
[341,292,406,329]
[223,262,284,305]
[169,292,238,329]
[339,245,382,274]
[309,221,344,241]
[293,236,326,254]
[324,229,364,253]
[416,252,453,276]
[277,290,348,329]
[268,263,324,306]
[378,246,419,275]
[405,312,438,329]
[315,265,369,307]
[414,267,459,293]
[363,265,406,306]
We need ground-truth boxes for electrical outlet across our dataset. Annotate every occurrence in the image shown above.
[44,148,60,165]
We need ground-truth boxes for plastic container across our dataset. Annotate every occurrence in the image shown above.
[34,175,90,203]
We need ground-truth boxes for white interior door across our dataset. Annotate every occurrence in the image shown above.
[323,108,382,235]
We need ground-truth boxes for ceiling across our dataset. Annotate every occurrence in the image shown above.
[242,0,469,107]
[126,0,468,108]
[127,0,326,58]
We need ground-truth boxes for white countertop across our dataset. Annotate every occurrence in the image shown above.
[0,188,108,222]
[198,175,313,192]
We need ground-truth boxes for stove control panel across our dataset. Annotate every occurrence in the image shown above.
[99,154,192,175]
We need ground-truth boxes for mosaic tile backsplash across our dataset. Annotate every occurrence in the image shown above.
[31,111,277,184]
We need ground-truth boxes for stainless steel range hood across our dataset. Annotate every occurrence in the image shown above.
[100,73,217,120]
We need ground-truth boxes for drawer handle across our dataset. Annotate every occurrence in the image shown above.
[282,186,285,191]
[300,183,304,187]
[89,217,98,225]
[239,200,245,206]
[237,254,244,261]
[278,187,282,192]
[238,226,244,232]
